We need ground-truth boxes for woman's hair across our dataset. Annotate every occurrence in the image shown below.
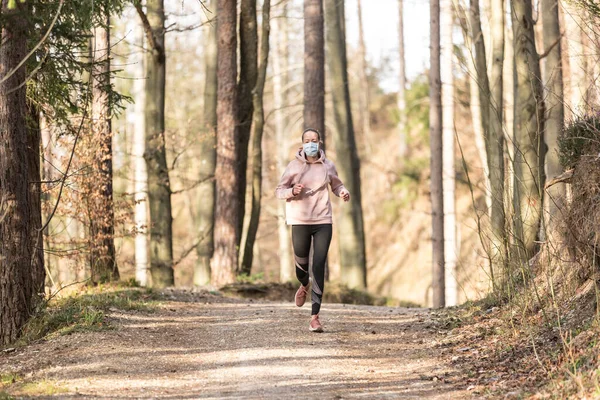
[302,128,321,141]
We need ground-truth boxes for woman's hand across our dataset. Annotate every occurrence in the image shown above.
[292,184,304,196]
[340,189,350,202]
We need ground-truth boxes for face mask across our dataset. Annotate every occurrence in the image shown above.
[303,142,319,157]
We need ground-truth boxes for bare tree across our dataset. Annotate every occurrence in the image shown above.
[356,0,371,149]
[273,2,293,283]
[324,0,368,289]
[430,0,445,307]
[211,0,239,287]
[240,0,271,275]
[237,0,258,249]
[398,0,408,159]
[89,11,119,283]
[441,0,457,306]
[304,0,325,141]
[511,0,544,258]
[541,0,565,233]
[136,0,174,287]
[133,19,148,287]
[196,0,218,286]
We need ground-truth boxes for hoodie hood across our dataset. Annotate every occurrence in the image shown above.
[296,148,326,164]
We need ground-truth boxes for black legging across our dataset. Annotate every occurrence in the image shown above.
[292,224,332,315]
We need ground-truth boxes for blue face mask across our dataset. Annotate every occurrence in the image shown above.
[303,142,319,157]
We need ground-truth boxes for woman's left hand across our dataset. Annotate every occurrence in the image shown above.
[340,189,350,202]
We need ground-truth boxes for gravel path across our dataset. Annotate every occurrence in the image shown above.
[2,294,468,399]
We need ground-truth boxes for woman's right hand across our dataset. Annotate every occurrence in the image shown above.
[292,184,304,196]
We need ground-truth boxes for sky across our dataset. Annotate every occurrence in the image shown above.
[345,0,431,93]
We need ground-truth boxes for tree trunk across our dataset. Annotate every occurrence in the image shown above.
[137,0,174,287]
[237,0,259,251]
[211,0,239,287]
[27,104,45,297]
[504,8,515,226]
[90,12,119,284]
[304,0,326,143]
[134,19,149,287]
[511,0,544,258]
[0,0,37,344]
[430,0,445,308]
[561,0,585,117]
[441,0,457,306]
[240,0,271,275]
[488,0,507,281]
[398,0,408,160]
[541,0,565,234]
[273,2,293,283]
[324,0,367,289]
[196,0,218,286]
[356,0,371,151]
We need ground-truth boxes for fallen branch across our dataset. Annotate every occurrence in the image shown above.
[544,169,574,189]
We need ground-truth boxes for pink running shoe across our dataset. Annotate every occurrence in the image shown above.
[295,284,309,307]
[309,314,323,332]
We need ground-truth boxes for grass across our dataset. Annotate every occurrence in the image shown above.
[0,373,67,398]
[16,285,161,346]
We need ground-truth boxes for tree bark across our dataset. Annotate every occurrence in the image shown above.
[134,18,149,287]
[90,11,119,284]
[356,0,371,151]
[240,0,271,275]
[237,0,259,250]
[195,0,218,286]
[324,0,367,289]
[441,0,457,306]
[541,0,565,234]
[430,0,445,308]
[561,0,585,117]
[511,0,544,258]
[211,0,239,287]
[273,2,293,283]
[137,0,174,287]
[488,0,507,281]
[398,0,408,160]
[0,0,37,344]
[304,0,326,144]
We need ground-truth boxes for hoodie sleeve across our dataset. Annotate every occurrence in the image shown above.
[275,161,297,200]
[329,162,347,197]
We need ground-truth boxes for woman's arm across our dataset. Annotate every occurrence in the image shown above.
[275,162,297,200]
[329,162,350,202]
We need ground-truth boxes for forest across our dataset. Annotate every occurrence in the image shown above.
[1,0,600,397]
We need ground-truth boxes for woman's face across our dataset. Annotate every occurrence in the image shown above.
[303,130,319,144]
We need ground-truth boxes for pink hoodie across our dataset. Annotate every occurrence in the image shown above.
[275,149,347,225]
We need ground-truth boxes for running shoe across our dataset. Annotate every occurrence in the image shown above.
[295,284,309,307]
[309,314,324,332]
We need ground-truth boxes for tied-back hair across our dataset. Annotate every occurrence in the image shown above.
[302,128,321,141]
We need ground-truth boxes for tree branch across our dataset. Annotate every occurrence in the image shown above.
[538,34,563,60]
[134,2,160,54]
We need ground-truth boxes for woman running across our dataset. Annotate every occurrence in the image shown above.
[275,128,350,332]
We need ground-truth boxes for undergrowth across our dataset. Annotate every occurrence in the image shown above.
[15,285,161,346]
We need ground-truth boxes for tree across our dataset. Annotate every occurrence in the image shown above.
[211,0,239,287]
[356,0,371,150]
[236,0,258,250]
[304,0,325,140]
[441,0,457,306]
[89,9,119,283]
[324,0,367,289]
[541,0,565,232]
[133,19,149,287]
[240,0,271,275]
[136,0,174,287]
[196,0,218,286]
[397,0,408,159]
[273,2,293,283]
[430,0,445,308]
[511,0,544,258]
[487,0,507,277]
[0,0,40,344]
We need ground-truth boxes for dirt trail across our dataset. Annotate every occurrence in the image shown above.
[2,293,469,399]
